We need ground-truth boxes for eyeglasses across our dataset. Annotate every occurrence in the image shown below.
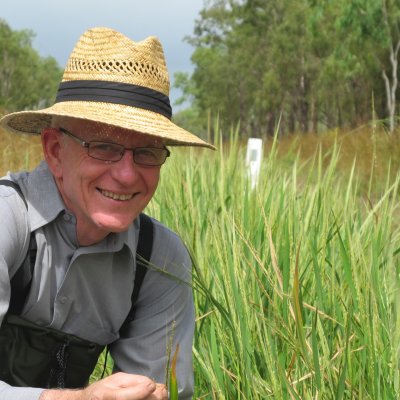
[59,127,170,166]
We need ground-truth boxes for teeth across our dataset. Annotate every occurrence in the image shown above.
[100,190,133,201]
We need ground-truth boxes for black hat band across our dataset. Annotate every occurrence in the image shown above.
[55,80,172,119]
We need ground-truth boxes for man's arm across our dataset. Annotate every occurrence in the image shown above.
[0,189,31,323]
[0,191,42,400]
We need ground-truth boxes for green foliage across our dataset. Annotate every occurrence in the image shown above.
[0,19,62,112]
[177,0,400,136]
[337,0,400,132]
[146,126,400,398]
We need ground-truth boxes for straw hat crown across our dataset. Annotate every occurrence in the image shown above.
[63,28,170,96]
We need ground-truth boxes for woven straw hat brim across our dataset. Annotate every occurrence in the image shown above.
[0,102,215,149]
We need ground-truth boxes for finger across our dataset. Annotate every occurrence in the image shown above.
[114,382,167,400]
[84,374,157,400]
[153,384,168,400]
[104,372,154,388]
[113,381,157,400]
[138,384,168,400]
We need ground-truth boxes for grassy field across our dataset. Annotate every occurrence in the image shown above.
[2,125,400,399]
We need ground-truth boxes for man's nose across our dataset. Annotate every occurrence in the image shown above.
[110,149,140,184]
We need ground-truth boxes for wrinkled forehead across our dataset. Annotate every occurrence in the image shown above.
[52,117,165,146]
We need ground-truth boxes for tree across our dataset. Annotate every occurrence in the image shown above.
[338,0,400,132]
[178,0,400,137]
[0,20,62,113]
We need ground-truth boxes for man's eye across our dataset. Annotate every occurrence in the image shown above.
[92,143,120,153]
[138,148,157,156]
[136,148,160,160]
[88,142,124,160]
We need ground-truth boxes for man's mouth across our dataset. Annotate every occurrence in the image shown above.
[99,189,134,201]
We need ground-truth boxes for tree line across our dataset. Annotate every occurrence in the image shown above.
[0,20,62,114]
[174,0,400,138]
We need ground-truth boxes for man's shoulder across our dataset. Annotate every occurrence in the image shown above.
[0,170,29,194]
[0,174,32,274]
[7,162,66,230]
[0,174,30,218]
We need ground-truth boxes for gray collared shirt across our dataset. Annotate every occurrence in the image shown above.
[0,161,194,399]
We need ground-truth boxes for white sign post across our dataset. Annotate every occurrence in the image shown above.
[245,138,263,190]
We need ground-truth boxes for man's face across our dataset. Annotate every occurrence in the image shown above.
[43,119,162,245]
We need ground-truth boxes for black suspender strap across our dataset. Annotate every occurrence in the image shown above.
[125,213,154,324]
[8,236,37,315]
[101,215,153,377]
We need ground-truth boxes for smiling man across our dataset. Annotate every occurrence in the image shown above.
[0,27,213,400]
[45,120,164,246]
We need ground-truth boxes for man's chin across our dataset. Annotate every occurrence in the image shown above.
[93,214,137,233]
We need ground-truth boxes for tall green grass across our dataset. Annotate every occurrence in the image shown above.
[1,126,400,398]
[148,129,400,399]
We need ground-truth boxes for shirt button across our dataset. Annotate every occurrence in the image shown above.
[59,296,68,304]
[63,214,71,222]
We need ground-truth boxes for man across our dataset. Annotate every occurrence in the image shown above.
[0,27,213,400]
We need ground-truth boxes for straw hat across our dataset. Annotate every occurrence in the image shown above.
[0,27,214,149]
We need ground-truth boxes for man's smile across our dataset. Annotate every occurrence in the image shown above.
[98,189,135,201]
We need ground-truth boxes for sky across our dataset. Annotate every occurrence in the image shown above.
[2,0,205,108]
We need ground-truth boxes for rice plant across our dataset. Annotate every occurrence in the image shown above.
[148,127,400,399]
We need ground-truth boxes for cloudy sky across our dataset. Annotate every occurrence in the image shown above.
[2,0,205,107]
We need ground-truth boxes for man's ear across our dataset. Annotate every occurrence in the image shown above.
[41,128,63,178]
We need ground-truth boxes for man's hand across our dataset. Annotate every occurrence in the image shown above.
[40,372,168,400]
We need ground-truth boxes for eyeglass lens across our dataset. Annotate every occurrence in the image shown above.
[88,142,168,166]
